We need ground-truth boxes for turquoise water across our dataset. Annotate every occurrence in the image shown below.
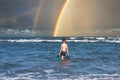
[0,37,120,80]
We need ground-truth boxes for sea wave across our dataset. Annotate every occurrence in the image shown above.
[0,72,120,80]
[0,39,61,42]
[0,37,120,43]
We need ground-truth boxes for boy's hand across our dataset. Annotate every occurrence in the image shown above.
[67,53,69,56]
[58,53,61,56]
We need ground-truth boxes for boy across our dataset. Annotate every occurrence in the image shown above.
[59,38,69,60]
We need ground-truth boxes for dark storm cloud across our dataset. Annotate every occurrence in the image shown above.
[0,0,40,29]
[0,0,63,36]
[0,0,39,16]
[0,16,33,29]
[34,0,63,32]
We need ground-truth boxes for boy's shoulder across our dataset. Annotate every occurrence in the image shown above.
[61,43,67,46]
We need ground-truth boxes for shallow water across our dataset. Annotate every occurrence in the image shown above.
[0,37,120,80]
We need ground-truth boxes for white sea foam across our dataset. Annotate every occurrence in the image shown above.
[0,72,120,80]
[44,69,54,74]
[70,37,77,40]
[96,37,105,40]
[0,39,61,43]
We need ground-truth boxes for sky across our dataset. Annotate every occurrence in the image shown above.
[0,0,120,37]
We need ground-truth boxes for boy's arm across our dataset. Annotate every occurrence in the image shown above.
[59,45,62,55]
[67,45,69,55]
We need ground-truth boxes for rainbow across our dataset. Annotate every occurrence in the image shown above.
[53,0,70,37]
[33,0,44,33]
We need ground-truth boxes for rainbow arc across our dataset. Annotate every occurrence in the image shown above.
[33,0,70,36]
[53,0,70,37]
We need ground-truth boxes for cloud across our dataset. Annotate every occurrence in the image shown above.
[93,28,120,36]
[0,28,52,37]
[0,0,39,17]
[0,0,63,36]
[0,29,41,37]
[0,0,40,29]
[0,29,32,36]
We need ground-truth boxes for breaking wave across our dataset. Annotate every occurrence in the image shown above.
[0,37,120,43]
[0,72,120,80]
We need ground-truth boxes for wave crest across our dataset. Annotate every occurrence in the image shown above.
[0,37,120,43]
[0,72,120,80]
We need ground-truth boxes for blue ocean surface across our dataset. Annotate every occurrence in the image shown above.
[0,36,120,80]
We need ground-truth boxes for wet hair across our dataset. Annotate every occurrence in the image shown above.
[62,38,67,42]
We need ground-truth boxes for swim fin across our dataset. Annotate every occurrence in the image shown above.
[54,55,61,61]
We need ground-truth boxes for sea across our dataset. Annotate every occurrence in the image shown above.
[0,36,120,80]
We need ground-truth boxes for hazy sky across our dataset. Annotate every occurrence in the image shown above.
[0,0,120,37]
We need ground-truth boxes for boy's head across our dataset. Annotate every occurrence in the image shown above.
[62,38,67,43]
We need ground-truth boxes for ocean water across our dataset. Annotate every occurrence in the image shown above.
[0,36,120,80]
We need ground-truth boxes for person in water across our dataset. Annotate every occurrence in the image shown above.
[59,38,69,60]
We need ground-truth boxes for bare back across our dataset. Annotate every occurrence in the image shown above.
[61,43,68,52]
